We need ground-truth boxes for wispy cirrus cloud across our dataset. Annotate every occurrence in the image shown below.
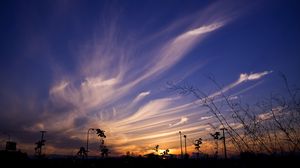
[239,71,272,81]
[169,117,188,127]
[200,116,214,120]
[132,91,151,104]
[210,71,273,98]
[134,22,224,84]
[1,0,265,156]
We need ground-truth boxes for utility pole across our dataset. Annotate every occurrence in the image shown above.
[220,128,227,159]
[179,131,183,158]
[184,135,187,157]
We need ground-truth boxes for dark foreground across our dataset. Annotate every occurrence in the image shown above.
[1,152,299,168]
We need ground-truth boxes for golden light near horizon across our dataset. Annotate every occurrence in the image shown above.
[0,0,300,158]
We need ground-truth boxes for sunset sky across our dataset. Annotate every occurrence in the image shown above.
[0,0,300,156]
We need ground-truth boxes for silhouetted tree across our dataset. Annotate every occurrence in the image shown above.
[210,132,221,158]
[169,74,300,155]
[168,81,250,153]
[100,145,109,157]
[194,138,202,158]
[161,149,169,159]
[154,145,159,153]
[96,129,106,138]
[95,129,108,157]
[77,146,87,159]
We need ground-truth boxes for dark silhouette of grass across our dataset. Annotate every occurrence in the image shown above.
[1,151,300,168]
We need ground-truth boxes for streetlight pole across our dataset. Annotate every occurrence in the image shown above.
[86,128,95,157]
[184,135,187,156]
[179,131,183,158]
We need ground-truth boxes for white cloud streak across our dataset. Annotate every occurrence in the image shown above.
[132,22,224,85]
[22,1,262,155]
[132,91,151,104]
[210,71,272,98]
[169,117,188,127]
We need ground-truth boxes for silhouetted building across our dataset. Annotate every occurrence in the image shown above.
[6,141,17,151]
[0,141,27,160]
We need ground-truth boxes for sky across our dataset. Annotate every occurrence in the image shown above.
[0,0,300,156]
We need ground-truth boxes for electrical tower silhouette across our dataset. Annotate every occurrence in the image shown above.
[35,131,46,157]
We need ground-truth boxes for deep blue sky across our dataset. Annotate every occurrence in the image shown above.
[0,0,300,155]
